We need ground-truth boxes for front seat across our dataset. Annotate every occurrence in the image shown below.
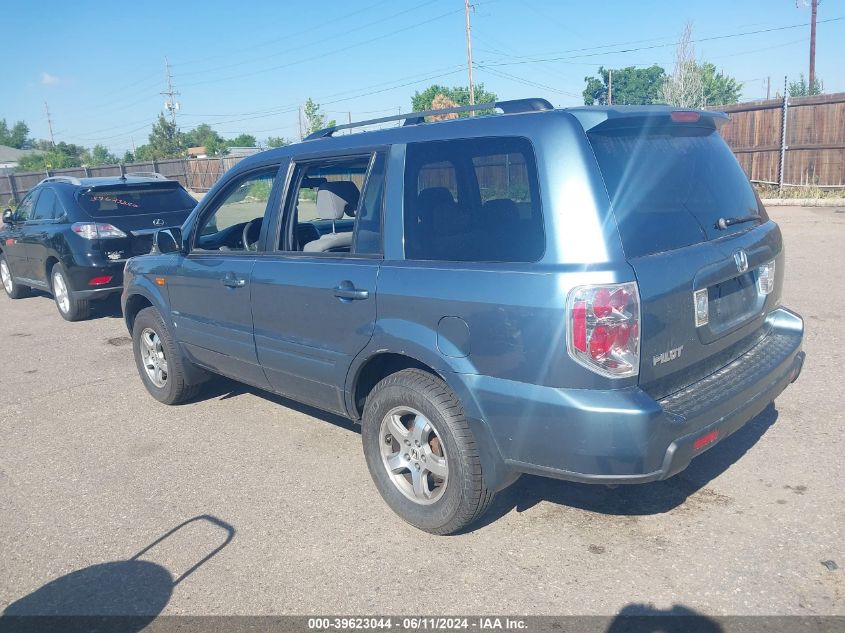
[303,181,360,253]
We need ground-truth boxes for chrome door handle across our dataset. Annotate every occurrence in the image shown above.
[333,285,369,300]
[222,276,246,288]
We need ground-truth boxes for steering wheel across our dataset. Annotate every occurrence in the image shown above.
[242,218,262,251]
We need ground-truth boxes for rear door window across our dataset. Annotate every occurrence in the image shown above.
[588,125,766,258]
[32,188,63,221]
[403,137,544,262]
[77,183,196,217]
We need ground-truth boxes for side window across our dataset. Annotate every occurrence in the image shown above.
[194,168,279,252]
[403,137,544,263]
[280,154,374,255]
[15,191,37,221]
[32,188,60,221]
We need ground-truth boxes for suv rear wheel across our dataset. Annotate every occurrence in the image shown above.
[361,369,494,535]
[50,263,89,321]
[132,306,201,405]
[0,255,30,299]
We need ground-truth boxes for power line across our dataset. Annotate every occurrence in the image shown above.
[474,15,845,69]
[179,6,466,88]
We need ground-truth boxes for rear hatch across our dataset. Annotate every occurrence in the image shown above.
[585,112,782,399]
[76,180,196,257]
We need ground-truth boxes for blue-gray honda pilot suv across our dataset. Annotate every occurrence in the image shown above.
[121,98,805,534]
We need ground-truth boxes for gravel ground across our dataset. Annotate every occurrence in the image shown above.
[0,206,843,617]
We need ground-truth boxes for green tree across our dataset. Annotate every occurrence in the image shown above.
[0,119,30,148]
[180,123,225,156]
[122,150,135,163]
[699,62,742,106]
[265,136,291,148]
[788,73,823,97]
[17,142,86,171]
[583,65,666,105]
[411,84,498,114]
[303,98,336,136]
[225,133,257,148]
[136,114,181,160]
[86,144,119,166]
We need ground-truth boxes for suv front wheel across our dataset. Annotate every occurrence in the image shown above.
[362,368,494,535]
[132,306,201,405]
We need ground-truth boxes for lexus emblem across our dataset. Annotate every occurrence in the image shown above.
[734,250,748,273]
[152,218,165,227]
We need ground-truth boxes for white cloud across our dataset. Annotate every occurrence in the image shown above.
[40,72,60,85]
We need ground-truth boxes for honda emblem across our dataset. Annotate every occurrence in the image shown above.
[734,250,748,273]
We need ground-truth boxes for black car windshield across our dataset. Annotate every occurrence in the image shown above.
[588,124,766,258]
[77,183,196,217]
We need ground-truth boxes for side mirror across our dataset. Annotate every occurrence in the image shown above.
[2,209,13,225]
[152,228,183,254]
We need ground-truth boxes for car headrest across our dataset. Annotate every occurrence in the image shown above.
[316,181,360,220]
[416,187,455,212]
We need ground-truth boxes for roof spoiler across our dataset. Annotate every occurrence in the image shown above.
[567,107,729,133]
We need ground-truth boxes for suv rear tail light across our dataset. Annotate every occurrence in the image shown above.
[566,282,640,378]
[71,222,127,239]
[671,111,701,122]
[757,260,775,295]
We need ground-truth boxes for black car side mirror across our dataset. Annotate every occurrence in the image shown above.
[152,228,184,254]
[2,209,13,225]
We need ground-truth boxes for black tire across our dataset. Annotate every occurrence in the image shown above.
[50,263,90,321]
[361,368,494,535]
[0,254,30,299]
[132,306,202,405]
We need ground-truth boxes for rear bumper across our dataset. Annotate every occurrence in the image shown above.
[460,307,804,485]
[66,261,125,298]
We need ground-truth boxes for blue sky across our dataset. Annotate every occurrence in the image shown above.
[2,0,843,154]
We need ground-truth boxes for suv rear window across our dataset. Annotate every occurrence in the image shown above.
[588,124,766,259]
[77,183,196,217]
[404,137,544,262]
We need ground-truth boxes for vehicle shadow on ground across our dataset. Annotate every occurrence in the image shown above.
[469,404,779,530]
[0,515,234,633]
[199,376,361,434]
[20,290,123,320]
[606,603,724,632]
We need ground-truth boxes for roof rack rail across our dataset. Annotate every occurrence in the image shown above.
[304,97,554,141]
[125,171,168,180]
[37,176,82,186]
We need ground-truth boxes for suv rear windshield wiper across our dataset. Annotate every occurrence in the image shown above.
[715,214,761,230]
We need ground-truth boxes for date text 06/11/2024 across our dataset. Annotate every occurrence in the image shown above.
[306,617,528,630]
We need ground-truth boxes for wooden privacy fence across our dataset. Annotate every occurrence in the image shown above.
[713,91,845,188]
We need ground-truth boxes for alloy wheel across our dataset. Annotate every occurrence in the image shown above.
[379,406,448,505]
[1,261,12,294]
[52,271,70,314]
[140,327,169,388]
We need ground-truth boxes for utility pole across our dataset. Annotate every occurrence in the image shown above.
[809,0,818,92]
[44,101,55,147]
[298,106,304,140]
[608,70,613,105]
[160,56,180,126]
[767,76,771,100]
[465,0,475,114]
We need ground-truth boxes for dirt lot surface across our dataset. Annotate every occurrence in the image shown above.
[1,206,843,617]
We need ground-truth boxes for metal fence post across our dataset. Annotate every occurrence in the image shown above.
[119,163,126,177]
[152,158,158,175]
[778,76,789,192]
[84,166,91,177]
